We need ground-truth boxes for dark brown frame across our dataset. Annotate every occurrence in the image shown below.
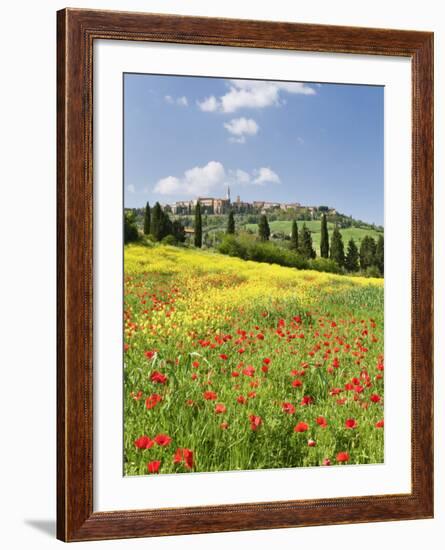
[57,8,434,542]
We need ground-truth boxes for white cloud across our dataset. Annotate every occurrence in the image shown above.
[252,167,281,185]
[224,118,259,144]
[154,161,226,196]
[153,163,281,197]
[228,169,251,184]
[197,80,316,113]
[164,95,188,106]
[196,96,219,112]
[126,184,136,193]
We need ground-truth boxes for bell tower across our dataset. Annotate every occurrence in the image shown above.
[226,184,231,203]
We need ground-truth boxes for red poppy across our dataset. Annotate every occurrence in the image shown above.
[307,439,316,447]
[263,358,271,365]
[145,350,157,360]
[281,402,296,414]
[375,419,384,428]
[231,371,240,377]
[214,403,226,414]
[147,460,161,474]
[203,391,217,401]
[173,448,194,469]
[220,422,229,430]
[300,395,313,406]
[257,333,265,340]
[322,458,331,466]
[336,451,350,463]
[154,434,172,447]
[219,353,228,360]
[261,365,269,374]
[237,395,247,405]
[134,435,154,450]
[292,379,303,388]
[316,416,328,428]
[242,366,255,377]
[294,421,309,433]
[145,393,162,410]
[150,371,167,384]
[345,418,358,429]
[192,360,200,368]
[370,393,381,403]
[249,415,262,431]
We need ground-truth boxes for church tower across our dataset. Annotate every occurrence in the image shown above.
[226,185,231,203]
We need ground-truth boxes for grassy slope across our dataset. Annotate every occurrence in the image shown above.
[243,220,382,255]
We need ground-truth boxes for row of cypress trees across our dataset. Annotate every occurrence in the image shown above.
[289,213,383,274]
[143,202,185,243]
[290,219,316,259]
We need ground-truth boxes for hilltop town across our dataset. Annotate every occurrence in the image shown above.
[165,186,337,217]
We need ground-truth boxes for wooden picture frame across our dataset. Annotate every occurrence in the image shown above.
[57,8,434,542]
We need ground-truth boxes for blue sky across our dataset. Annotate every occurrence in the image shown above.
[124,74,383,225]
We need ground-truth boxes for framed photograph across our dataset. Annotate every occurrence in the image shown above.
[57,8,434,542]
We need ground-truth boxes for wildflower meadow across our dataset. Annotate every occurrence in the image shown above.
[124,243,384,476]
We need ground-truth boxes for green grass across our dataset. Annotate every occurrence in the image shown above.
[243,220,382,255]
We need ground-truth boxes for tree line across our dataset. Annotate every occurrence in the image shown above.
[125,203,383,277]
[255,212,383,276]
[124,202,186,244]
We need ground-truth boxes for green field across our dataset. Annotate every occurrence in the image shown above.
[243,220,382,255]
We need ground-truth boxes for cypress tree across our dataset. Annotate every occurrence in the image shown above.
[345,238,359,272]
[172,220,185,243]
[375,235,384,275]
[227,210,235,234]
[299,223,316,259]
[320,213,329,258]
[290,220,299,251]
[194,202,202,248]
[150,202,163,241]
[124,211,139,244]
[258,214,270,241]
[143,201,151,235]
[160,208,173,240]
[330,226,345,267]
[359,236,377,270]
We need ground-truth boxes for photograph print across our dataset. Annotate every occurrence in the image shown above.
[123,74,384,476]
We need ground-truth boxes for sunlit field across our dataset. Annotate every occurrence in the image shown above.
[124,244,384,476]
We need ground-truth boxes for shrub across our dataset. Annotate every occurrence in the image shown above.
[218,235,249,259]
[309,257,342,274]
[219,235,308,270]
[249,242,308,269]
[162,234,177,246]
[364,265,382,278]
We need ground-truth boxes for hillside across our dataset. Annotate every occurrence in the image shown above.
[243,220,383,255]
